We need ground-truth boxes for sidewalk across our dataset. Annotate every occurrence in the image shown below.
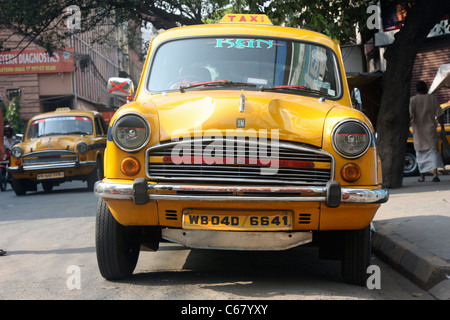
[372,172,450,300]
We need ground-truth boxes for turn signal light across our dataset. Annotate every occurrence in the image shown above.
[121,157,140,176]
[340,163,361,182]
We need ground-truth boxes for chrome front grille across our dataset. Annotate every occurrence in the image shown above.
[22,150,77,165]
[146,138,333,185]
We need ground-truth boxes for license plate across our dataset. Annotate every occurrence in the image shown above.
[182,210,292,231]
[37,172,64,180]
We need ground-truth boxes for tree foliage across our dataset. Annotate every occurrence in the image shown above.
[0,0,376,54]
[264,0,375,44]
[4,97,25,135]
[0,0,221,54]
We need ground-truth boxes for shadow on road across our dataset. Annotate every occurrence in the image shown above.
[125,244,351,299]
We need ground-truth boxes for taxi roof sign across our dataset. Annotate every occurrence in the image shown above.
[219,14,272,25]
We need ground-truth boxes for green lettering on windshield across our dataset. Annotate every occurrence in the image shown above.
[215,39,273,49]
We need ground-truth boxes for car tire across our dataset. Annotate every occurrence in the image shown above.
[12,178,27,196]
[42,182,53,192]
[404,147,419,176]
[341,226,370,286]
[0,168,6,191]
[87,157,104,191]
[95,198,140,280]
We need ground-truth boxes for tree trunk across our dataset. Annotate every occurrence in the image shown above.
[376,0,450,188]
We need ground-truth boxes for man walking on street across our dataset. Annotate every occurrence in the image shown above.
[409,80,445,182]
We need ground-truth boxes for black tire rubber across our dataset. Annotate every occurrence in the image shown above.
[87,157,104,191]
[42,182,53,192]
[12,178,27,196]
[0,168,6,191]
[95,198,140,280]
[404,147,419,176]
[341,226,371,286]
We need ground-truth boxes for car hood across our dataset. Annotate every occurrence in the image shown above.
[21,135,82,153]
[154,91,338,147]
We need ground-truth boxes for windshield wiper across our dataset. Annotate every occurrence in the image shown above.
[179,80,256,93]
[37,132,65,137]
[260,85,333,98]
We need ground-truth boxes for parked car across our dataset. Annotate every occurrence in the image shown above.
[404,104,450,176]
[94,14,389,285]
[9,108,107,195]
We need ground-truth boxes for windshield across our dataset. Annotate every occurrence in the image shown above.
[147,37,341,98]
[28,116,93,138]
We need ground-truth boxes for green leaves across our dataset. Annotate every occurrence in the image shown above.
[4,97,24,135]
[265,0,376,44]
[0,0,377,53]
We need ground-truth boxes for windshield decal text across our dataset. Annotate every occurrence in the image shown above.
[214,39,274,49]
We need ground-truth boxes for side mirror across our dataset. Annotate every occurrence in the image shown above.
[15,134,23,143]
[107,77,134,100]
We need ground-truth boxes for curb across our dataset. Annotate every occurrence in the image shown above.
[372,224,450,299]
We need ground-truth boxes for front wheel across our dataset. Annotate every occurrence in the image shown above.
[42,182,54,192]
[404,147,419,176]
[341,226,371,286]
[0,168,6,191]
[95,198,140,280]
[87,158,104,191]
[12,178,27,196]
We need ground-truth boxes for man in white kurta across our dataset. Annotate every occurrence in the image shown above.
[409,81,445,182]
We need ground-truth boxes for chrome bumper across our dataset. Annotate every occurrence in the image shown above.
[94,179,389,207]
[9,161,97,172]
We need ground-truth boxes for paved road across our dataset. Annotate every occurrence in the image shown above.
[0,181,435,300]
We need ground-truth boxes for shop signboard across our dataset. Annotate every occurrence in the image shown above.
[0,48,75,75]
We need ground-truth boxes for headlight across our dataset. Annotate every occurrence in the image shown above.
[112,113,150,152]
[11,146,23,159]
[332,119,371,158]
[77,142,88,155]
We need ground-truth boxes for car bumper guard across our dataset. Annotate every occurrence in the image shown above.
[94,178,389,208]
[8,161,97,173]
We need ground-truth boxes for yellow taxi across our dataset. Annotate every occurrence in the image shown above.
[9,108,107,195]
[404,102,450,176]
[95,14,389,285]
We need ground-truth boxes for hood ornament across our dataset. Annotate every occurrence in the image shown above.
[239,94,245,113]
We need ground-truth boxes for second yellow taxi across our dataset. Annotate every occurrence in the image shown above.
[9,108,107,195]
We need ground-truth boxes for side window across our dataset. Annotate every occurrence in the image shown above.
[443,108,450,125]
[95,117,104,135]
[99,117,108,135]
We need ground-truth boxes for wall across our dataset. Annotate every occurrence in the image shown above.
[410,35,450,104]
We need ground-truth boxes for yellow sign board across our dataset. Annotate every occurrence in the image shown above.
[219,14,272,25]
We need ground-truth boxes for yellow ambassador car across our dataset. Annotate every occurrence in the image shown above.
[9,108,107,195]
[95,14,389,285]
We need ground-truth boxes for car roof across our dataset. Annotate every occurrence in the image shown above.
[30,108,101,121]
[151,21,339,53]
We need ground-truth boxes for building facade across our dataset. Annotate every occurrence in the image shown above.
[0,21,144,126]
[368,1,450,104]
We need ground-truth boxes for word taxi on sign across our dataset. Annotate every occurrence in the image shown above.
[219,13,273,25]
